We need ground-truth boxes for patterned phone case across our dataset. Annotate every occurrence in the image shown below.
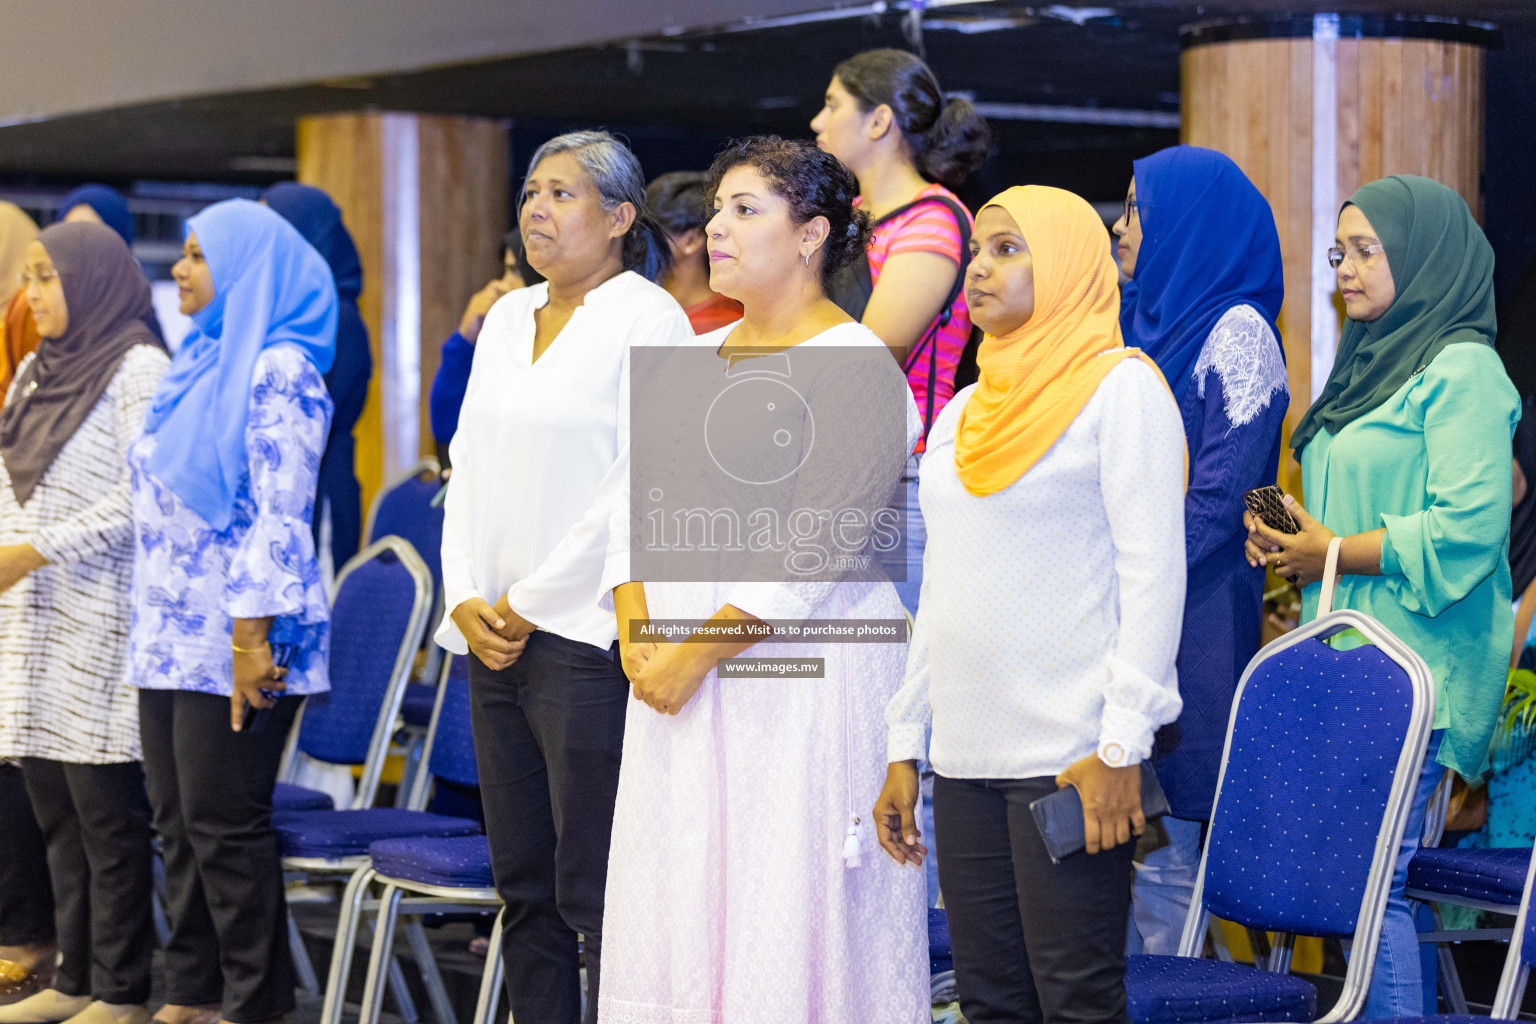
[1243,485,1300,535]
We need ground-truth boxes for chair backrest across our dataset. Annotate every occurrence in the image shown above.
[1180,605,1434,1022]
[283,536,433,809]
[365,457,443,598]
[406,653,478,808]
[1490,839,1536,1017]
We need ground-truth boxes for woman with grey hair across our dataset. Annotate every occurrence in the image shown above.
[436,129,692,1024]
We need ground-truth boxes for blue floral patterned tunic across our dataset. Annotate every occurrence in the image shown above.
[125,344,333,696]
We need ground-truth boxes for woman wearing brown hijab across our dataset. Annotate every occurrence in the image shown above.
[0,222,168,1024]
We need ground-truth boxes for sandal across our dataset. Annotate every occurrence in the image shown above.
[0,960,49,1008]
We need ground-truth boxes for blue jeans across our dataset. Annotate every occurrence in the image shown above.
[921,771,941,906]
[893,460,925,616]
[1361,730,1445,1018]
[1127,816,1205,955]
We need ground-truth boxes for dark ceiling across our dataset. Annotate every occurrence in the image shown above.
[0,0,1526,211]
[0,3,1214,206]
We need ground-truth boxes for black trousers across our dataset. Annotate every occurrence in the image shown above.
[469,631,628,1024]
[138,689,302,1024]
[18,759,155,1004]
[0,764,54,948]
[934,774,1137,1024]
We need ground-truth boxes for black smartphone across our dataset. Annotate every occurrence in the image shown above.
[239,644,294,734]
[1028,761,1170,864]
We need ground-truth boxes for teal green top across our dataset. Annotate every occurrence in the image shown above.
[1300,342,1519,778]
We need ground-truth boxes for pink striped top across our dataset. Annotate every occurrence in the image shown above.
[858,183,974,437]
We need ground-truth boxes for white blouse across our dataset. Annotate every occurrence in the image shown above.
[885,358,1188,780]
[0,344,169,764]
[436,271,694,653]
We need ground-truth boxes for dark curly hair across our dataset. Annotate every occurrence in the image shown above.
[834,49,991,189]
[645,171,711,237]
[704,136,871,290]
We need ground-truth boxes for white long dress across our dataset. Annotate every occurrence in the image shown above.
[596,321,930,1024]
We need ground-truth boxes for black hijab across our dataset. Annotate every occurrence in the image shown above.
[0,222,163,504]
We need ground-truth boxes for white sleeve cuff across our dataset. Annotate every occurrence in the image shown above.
[887,723,929,765]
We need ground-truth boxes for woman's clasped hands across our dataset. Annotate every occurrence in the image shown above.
[451,595,531,670]
[619,630,709,717]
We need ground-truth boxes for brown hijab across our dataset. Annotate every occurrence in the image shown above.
[0,222,163,504]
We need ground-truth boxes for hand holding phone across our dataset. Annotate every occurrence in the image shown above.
[1243,485,1302,586]
[1242,485,1300,534]
[238,644,294,734]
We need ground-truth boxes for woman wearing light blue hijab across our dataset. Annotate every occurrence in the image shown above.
[125,198,335,1024]
[1111,145,1288,955]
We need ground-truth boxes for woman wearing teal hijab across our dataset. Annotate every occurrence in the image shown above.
[125,199,336,1024]
[1245,175,1519,1017]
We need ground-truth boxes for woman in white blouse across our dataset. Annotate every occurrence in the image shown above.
[436,129,693,1024]
[875,186,1186,1024]
[0,223,168,1024]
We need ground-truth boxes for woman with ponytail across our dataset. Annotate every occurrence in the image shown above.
[436,129,693,1024]
[812,48,989,616]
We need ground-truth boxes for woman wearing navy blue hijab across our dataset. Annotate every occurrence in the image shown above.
[126,198,335,1024]
[262,183,373,567]
[1111,145,1287,954]
[56,185,134,246]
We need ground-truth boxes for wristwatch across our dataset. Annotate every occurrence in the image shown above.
[1097,741,1128,768]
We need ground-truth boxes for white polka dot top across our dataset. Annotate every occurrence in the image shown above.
[885,358,1188,780]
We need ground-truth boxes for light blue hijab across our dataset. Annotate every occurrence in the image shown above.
[144,199,337,530]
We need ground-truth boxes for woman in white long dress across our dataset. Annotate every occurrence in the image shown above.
[597,136,929,1024]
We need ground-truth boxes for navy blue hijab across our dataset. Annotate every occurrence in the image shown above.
[261,184,361,302]
[261,183,371,435]
[1120,146,1284,403]
[56,184,135,246]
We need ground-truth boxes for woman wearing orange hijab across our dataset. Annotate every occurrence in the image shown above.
[877,186,1187,1024]
[0,202,41,403]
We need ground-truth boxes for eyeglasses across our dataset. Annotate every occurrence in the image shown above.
[1122,196,1147,225]
[17,268,58,289]
[1327,243,1385,270]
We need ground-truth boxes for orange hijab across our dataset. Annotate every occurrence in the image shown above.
[955,185,1173,496]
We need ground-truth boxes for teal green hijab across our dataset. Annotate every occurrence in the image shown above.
[1291,175,1495,452]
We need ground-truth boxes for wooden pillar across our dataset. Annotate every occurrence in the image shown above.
[296,112,509,507]
[1180,15,1494,496]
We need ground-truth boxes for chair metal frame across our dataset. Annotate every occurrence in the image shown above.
[361,457,441,554]
[362,457,447,807]
[1371,838,1536,1020]
[1173,604,1436,1023]
[354,869,503,1024]
[276,536,434,1006]
[1406,778,1519,1014]
[278,535,433,809]
[319,652,489,1024]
